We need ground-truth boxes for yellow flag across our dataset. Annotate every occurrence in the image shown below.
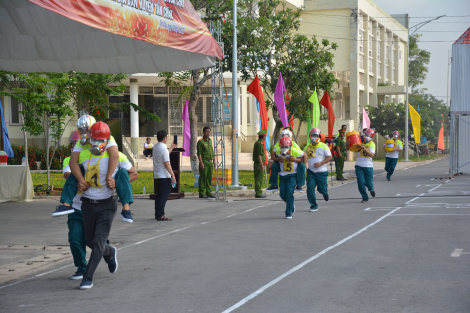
[408,104,421,144]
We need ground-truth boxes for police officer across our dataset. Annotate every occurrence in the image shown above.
[253,129,267,198]
[197,126,215,199]
[267,127,304,193]
[335,129,347,181]
[383,131,403,181]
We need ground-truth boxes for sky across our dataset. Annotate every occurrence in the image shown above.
[373,0,470,105]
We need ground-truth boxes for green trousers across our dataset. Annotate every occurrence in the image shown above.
[385,157,398,179]
[60,167,133,206]
[67,209,87,273]
[355,166,374,201]
[269,162,305,188]
[254,162,264,196]
[279,173,296,215]
[198,160,213,197]
[335,156,344,180]
[306,170,329,209]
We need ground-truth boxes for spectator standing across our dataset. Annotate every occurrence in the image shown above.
[153,131,177,221]
[143,138,154,159]
[197,127,215,199]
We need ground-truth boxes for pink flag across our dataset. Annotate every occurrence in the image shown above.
[362,107,371,130]
[181,100,191,157]
[274,73,288,128]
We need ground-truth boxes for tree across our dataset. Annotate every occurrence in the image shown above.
[408,34,431,90]
[222,0,337,145]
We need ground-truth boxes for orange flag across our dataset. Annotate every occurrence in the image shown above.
[438,126,445,150]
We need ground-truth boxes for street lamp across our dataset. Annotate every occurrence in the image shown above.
[404,15,445,161]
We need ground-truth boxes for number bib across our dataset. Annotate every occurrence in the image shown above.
[305,146,318,159]
[85,154,104,189]
[283,159,294,173]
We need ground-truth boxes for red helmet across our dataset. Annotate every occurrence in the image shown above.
[309,128,321,144]
[363,128,375,142]
[279,136,292,147]
[70,130,80,143]
[89,121,110,140]
[392,131,400,139]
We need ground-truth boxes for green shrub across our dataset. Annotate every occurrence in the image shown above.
[8,144,72,170]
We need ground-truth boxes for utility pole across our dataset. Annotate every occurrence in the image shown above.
[230,0,239,189]
[405,15,445,161]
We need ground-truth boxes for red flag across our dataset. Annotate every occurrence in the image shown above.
[247,75,269,164]
[438,126,445,150]
[319,91,335,138]
[285,95,294,128]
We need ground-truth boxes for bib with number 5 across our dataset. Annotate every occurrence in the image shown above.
[283,158,295,173]
[85,154,104,189]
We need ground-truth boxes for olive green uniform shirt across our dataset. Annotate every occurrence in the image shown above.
[197,138,214,161]
[336,137,346,154]
[252,140,266,164]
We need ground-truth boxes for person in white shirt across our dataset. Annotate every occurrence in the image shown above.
[304,128,332,212]
[153,130,177,221]
[272,136,305,219]
[349,128,376,203]
[383,131,403,181]
[143,138,154,159]
[76,122,138,290]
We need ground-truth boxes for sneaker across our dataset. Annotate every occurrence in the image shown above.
[361,200,368,203]
[120,210,133,223]
[295,186,303,193]
[71,271,84,280]
[285,214,292,219]
[309,206,318,212]
[387,177,391,181]
[255,195,266,198]
[199,195,208,199]
[52,205,74,217]
[79,278,93,290]
[104,247,118,274]
[208,195,216,199]
[292,205,296,213]
[323,193,329,201]
[266,185,278,192]
[371,191,376,197]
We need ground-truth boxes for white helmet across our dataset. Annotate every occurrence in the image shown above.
[280,128,293,139]
[76,114,96,145]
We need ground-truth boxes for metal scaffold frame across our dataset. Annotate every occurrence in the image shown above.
[209,18,226,199]
[449,114,470,176]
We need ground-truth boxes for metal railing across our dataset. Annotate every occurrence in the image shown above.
[122,135,137,168]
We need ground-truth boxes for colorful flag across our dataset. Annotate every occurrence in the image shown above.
[248,75,269,163]
[181,100,191,157]
[308,88,320,135]
[438,126,445,150]
[408,104,421,144]
[256,100,271,153]
[274,73,288,128]
[320,91,335,138]
[362,107,371,130]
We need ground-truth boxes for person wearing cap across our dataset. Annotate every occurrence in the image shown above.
[267,127,304,193]
[349,128,376,203]
[336,124,347,137]
[335,129,347,181]
[273,136,305,219]
[76,122,138,290]
[197,126,215,199]
[304,128,332,212]
[53,114,135,223]
[383,131,403,181]
[253,129,267,198]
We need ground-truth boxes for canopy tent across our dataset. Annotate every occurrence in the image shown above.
[0,0,223,73]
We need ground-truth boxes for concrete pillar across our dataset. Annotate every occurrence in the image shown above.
[349,9,360,132]
[130,78,140,153]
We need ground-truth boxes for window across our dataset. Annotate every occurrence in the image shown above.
[385,65,388,78]
[359,73,364,85]
[359,31,364,53]
[358,14,364,29]
[378,66,381,77]
[195,97,204,122]
[359,56,364,70]
[378,44,381,59]
[369,58,373,72]
[247,97,251,125]
[10,98,22,125]
[206,97,213,123]
[139,86,153,94]
[368,20,372,32]
[154,87,167,94]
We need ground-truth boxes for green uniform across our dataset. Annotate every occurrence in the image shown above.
[275,147,303,215]
[253,139,266,196]
[197,137,214,197]
[269,141,304,187]
[355,141,375,201]
[335,136,346,180]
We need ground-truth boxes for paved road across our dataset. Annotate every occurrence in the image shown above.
[1,158,469,313]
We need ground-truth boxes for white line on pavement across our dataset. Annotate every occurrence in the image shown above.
[391,214,470,216]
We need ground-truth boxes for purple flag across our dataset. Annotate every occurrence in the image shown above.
[274,73,288,128]
[181,100,191,157]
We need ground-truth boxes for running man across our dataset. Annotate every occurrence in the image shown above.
[267,127,305,193]
[273,136,305,219]
[383,131,403,181]
[52,114,135,223]
[350,128,376,203]
[77,122,138,290]
[304,128,332,212]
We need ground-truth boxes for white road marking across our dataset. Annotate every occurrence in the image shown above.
[451,249,464,257]
[392,214,470,216]
[221,207,402,313]
[364,207,397,211]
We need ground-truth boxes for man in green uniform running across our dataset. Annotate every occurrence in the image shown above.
[253,129,267,198]
[335,129,347,181]
[383,131,403,181]
[197,126,215,199]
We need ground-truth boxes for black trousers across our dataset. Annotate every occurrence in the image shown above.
[143,149,152,157]
[154,178,171,218]
[81,197,117,281]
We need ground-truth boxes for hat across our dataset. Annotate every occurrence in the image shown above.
[257,129,267,136]
[338,129,346,133]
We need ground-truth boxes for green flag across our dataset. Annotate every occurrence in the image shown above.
[307,107,312,139]
[308,88,320,129]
